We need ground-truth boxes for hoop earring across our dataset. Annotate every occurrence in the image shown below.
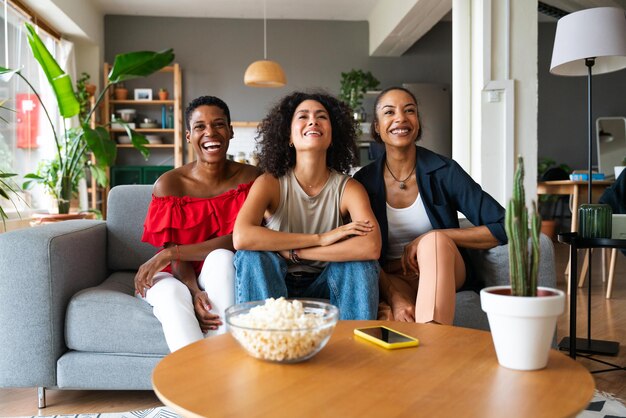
[289,142,294,148]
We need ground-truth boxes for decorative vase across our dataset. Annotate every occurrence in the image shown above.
[480,286,565,371]
[578,203,612,238]
[158,91,169,100]
[114,87,128,100]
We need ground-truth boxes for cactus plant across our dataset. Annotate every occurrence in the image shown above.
[505,156,541,296]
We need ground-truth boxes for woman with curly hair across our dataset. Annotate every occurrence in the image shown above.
[233,91,381,319]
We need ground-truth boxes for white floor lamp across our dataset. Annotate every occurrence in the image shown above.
[550,6,626,356]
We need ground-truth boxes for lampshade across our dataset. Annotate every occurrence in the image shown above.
[550,7,626,76]
[244,59,286,87]
[244,0,286,88]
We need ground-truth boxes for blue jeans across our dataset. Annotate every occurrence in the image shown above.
[234,250,380,320]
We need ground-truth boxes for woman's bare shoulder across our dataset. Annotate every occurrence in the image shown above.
[152,164,191,197]
[232,162,262,183]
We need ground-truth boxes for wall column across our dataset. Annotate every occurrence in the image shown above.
[452,0,538,205]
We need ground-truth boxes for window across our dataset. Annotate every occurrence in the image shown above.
[0,0,70,215]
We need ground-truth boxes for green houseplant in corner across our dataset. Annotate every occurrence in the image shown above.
[339,69,379,120]
[0,23,174,214]
[480,156,565,371]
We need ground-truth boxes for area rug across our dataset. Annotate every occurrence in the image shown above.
[17,406,181,418]
[579,391,626,418]
[16,391,626,418]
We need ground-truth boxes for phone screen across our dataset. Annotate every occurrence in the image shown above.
[357,326,415,343]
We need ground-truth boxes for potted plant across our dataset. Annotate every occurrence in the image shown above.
[0,170,26,230]
[158,88,169,100]
[75,72,96,122]
[114,82,129,100]
[0,22,174,214]
[339,69,379,121]
[481,156,565,371]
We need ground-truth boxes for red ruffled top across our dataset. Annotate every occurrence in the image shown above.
[141,181,253,275]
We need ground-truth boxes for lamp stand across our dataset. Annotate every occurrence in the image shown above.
[558,58,619,358]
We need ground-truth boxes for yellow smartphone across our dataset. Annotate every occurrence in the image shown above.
[354,326,419,349]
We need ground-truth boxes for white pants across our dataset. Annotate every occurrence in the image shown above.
[141,249,235,352]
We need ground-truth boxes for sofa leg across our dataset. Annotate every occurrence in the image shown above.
[38,387,46,409]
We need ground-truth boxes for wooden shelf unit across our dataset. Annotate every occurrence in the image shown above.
[103,62,184,167]
[91,63,186,216]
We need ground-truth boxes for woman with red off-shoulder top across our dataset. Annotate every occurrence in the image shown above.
[134,96,260,352]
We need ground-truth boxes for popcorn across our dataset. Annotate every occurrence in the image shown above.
[228,298,336,362]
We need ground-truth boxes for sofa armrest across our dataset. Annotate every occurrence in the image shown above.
[467,234,557,289]
[0,220,107,388]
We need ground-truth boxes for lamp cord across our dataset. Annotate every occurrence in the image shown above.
[263,0,267,60]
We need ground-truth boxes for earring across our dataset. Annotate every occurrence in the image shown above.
[289,143,294,148]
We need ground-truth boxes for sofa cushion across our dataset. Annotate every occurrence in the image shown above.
[107,185,156,271]
[65,272,169,355]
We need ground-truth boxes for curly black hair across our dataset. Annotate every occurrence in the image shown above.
[184,96,231,130]
[256,91,359,177]
[370,86,422,143]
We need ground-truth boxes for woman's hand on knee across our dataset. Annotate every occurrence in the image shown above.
[390,292,416,322]
[134,252,170,297]
[193,291,222,332]
[401,237,422,276]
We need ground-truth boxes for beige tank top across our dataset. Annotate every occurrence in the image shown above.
[266,169,350,273]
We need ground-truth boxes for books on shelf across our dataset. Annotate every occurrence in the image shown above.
[569,173,605,181]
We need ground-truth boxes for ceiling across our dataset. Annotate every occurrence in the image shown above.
[89,0,626,20]
[89,0,380,20]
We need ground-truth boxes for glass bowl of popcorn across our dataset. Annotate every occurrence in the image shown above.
[225,298,339,363]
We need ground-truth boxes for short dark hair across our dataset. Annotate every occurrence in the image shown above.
[184,96,231,130]
[256,91,358,177]
[370,86,422,143]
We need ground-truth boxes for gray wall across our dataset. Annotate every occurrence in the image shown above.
[539,22,626,172]
[104,16,451,122]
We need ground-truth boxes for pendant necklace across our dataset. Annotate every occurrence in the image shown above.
[385,160,415,190]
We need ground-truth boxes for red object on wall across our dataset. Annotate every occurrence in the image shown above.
[16,93,39,149]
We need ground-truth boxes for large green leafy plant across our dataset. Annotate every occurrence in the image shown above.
[0,23,174,214]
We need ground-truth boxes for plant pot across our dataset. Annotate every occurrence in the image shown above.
[540,219,557,242]
[85,84,96,97]
[114,88,128,100]
[480,286,565,371]
[158,91,169,100]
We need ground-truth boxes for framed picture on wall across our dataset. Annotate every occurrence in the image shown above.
[134,88,152,101]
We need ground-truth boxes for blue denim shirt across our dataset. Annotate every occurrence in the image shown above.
[353,145,507,282]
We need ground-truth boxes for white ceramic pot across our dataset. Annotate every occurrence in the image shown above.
[480,286,565,371]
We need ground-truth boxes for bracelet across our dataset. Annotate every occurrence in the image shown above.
[290,249,302,264]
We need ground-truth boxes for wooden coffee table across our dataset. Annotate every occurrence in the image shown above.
[152,320,594,418]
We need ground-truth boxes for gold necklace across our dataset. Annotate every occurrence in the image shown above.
[293,169,330,190]
[385,160,415,190]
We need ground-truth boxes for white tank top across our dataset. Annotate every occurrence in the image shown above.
[386,194,433,260]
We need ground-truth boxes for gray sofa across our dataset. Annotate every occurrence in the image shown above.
[0,184,556,405]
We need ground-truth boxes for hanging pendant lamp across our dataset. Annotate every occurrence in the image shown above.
[244,0,286,87]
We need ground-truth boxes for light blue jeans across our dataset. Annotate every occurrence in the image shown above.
[234,250,380,320]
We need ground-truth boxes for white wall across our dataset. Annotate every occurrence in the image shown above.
[453,0,537,206]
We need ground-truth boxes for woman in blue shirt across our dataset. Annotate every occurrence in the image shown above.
[354,87,507,324]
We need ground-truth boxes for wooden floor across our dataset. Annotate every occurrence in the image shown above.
[0,243,624,416]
